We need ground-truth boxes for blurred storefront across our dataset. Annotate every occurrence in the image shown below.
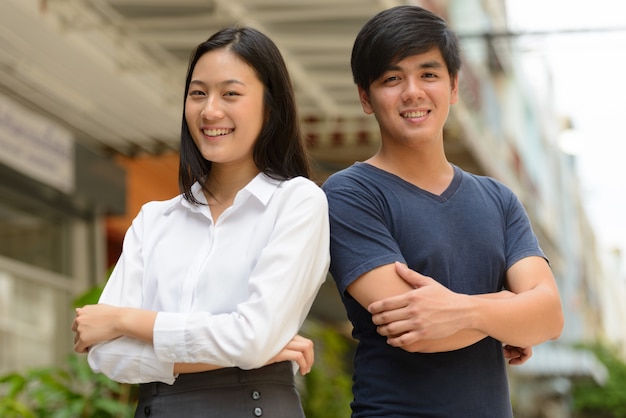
[0,94,124,373]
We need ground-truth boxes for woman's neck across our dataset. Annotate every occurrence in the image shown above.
[204,163,260,206]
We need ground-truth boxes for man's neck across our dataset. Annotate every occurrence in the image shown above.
[366,147,453,195]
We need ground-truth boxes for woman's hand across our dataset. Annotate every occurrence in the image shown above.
[267,334,315,375]
[174,335,316,375]
[72,304,124,353]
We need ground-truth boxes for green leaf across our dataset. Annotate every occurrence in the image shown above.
[72,285,105,308]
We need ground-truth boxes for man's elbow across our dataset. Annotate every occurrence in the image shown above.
[548,307,565,341]
[538,286,564,342]
[542,294,564,341]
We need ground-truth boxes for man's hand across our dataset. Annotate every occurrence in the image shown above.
[368,262,469,347]
[503,344,532,365]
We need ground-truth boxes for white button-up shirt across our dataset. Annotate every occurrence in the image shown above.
[87,173,330,384]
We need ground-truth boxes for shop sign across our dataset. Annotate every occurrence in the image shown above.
[0,94,74,194]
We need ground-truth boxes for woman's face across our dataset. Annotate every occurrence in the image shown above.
[184,48,265,170]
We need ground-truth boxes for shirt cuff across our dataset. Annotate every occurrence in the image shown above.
[87,338,176,384]
[153,311,190,363]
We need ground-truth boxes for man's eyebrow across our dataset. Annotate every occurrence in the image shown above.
[419,60,443,69]
[384,60,443,72]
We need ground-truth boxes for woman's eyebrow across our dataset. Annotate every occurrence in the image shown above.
[189,79,246,87]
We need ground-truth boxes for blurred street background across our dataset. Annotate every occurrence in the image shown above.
[507,0,626,273]
[0,1,625,417]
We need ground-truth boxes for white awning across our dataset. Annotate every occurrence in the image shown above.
[511,342,609,385]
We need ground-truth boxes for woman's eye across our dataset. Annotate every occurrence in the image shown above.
[224,91,241,97]
[188,90,205,97]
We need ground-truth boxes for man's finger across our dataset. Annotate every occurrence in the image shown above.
[395,262,432,288]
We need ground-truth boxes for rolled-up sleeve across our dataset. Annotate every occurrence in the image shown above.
[87,205,176,384]
[88,337,175,384]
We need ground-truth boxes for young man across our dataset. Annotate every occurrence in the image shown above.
[322,5,564,417]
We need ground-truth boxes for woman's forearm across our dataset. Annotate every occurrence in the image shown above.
[118,307,158,343]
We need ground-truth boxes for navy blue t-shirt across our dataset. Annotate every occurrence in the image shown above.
[322,163,545,418]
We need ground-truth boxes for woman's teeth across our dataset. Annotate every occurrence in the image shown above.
[203,128,233,136]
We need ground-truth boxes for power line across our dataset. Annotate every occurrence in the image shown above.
[458,26,626,39]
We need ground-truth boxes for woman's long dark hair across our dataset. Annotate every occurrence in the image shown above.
[179,26,311,204]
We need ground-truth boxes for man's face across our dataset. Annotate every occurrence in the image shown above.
[358,48,458,148]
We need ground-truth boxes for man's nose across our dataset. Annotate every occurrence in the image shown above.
[401,79,425,102]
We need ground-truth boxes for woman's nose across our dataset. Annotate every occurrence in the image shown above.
[200,96,223,119]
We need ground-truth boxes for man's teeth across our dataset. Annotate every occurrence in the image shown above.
[403,111,427,118]
[203,128,233,136]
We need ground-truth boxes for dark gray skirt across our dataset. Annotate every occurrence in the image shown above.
[135,361,305,418]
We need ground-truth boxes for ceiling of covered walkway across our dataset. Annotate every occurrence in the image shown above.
[0,0,484,178]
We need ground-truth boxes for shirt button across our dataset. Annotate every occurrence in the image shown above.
[251,390,261,400]
[144,406,151,416]
[253,407,263,416]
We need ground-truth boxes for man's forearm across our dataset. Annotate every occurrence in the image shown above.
[400,291,513,352]
[468,286,563,347]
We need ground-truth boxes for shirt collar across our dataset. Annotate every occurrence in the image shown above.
[164,173,282,215]
[236,172,282,206]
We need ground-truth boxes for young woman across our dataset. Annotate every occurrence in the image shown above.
[72,26,330,417]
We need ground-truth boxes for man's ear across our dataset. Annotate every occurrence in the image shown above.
[450,74,459,105]
[358,85,374,115]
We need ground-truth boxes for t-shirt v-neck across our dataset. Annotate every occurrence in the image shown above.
[355,162,462,203]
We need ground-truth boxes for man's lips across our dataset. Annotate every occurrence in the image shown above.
[401,110,429,118]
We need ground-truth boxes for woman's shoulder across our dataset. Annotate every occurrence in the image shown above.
[137,193,186,217]
[277,176,327,205]
[281,175,320,187]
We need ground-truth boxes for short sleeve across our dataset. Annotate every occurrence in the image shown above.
[323,173,404,295]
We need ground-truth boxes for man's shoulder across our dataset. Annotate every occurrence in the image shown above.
[323,162,359,181]
[322,162,377,191]
[460,168,513,194]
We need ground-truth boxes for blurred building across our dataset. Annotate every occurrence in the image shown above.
[0,94,124,370]
[446,0,618,416]
[0,0,623,416]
